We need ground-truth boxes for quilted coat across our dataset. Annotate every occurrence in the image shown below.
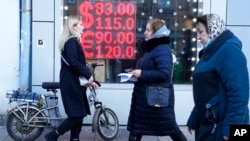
[60,37,91,117]
[127,35,181,136]
[187,30,249,141]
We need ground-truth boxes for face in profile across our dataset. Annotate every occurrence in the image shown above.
[74,21,84,35]
[196,22,209,46]
[144,23,153,41]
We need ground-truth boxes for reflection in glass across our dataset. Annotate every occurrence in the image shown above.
[63,0,200,84]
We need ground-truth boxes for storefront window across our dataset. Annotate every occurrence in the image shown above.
[63,0,200,84]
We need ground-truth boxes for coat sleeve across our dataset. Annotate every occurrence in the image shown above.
[187,106,197,129]
[64,38,92,79]
[140,45,173,83]
[217,39,249,137]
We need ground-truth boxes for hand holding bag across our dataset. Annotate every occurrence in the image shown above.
[146,85,170,107]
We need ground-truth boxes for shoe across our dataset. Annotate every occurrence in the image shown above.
[128,133,142,141]
[170,131,187,141]
[44,130,59,141]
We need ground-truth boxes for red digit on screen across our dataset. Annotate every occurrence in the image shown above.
[117,32,125,44]
[104,32,113,44]
[113,46,121,58]
[117,3,126,15]
[96,46,104,58]
[125,46,135,59]
[126,32,135,44]
[105,2,113,16]
[105,46,113,59]
[95,32,103,43]
[95,2,104,15]
[127,3,136,16]
[126,18,135,30]
[114,17,122,30]
[104,17,113,30]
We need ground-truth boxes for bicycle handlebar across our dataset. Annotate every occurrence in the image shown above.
[91,63,104,70]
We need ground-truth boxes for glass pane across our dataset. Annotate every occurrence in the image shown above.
[63,0,200,84]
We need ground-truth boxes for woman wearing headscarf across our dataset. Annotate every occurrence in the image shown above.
[127,18,187,141]
[187,14,249,141]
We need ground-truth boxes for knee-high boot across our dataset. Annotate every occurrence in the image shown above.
[170,131,187,141]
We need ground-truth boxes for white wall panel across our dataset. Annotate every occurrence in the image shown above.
[54,0,63,82]
[211,0,227,21]
[227,0,250,25]
[32,22,54,85]
[202,0,211,14]
[202,0,227,21]
[0,0,19,113]
[33,0,54,21]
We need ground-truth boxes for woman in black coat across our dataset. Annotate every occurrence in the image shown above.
[45,15,97,141]
[127,18,187,141]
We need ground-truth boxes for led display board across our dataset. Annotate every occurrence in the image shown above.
[79,1,136,59]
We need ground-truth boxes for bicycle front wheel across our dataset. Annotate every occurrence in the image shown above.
[95,107,119,141]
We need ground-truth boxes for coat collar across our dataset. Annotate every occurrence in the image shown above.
[202,30,234,60]
[143,36,170,52]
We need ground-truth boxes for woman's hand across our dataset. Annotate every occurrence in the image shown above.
[130,69,141,78]
[187,127,193,135]
[223,136,229,140]
[85,75,94,87]
[91,82,99,90]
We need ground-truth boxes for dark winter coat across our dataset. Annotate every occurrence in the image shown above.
[187,30,249,141]
[127,36,181,136]
[60,37,91,117]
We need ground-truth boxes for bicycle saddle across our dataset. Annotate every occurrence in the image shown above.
[42,82,60,90]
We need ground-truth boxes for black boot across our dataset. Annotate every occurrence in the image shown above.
[170,131,187,141]
[128,132,142,141]
[44,130,60,141]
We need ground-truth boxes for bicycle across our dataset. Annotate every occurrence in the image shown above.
[5,63,119,141]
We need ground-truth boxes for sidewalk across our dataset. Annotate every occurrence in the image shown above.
[0,125,194,141]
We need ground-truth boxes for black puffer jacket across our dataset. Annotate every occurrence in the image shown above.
[127,36,180,136]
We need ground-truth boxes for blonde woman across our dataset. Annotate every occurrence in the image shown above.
[45,15,96,141]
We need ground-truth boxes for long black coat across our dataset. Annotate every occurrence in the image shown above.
[127,37,180,136]
[60,37,91,117]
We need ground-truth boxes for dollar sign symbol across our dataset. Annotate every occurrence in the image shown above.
[79,1,94,28]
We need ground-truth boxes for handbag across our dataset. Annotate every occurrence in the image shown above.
[146,85,170,107]
[61,55,88,86]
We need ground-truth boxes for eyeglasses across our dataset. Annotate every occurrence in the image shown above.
[206,108,217,123]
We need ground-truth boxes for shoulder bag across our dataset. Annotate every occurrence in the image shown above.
[146,67,173,107]
[146,85,170,107]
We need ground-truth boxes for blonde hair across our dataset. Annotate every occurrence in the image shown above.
[58,15,82,53]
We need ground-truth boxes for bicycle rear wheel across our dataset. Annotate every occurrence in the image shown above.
[6,107,45,141]
[95,107,119,141]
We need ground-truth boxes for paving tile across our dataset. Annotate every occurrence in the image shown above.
[0,125,194,141]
